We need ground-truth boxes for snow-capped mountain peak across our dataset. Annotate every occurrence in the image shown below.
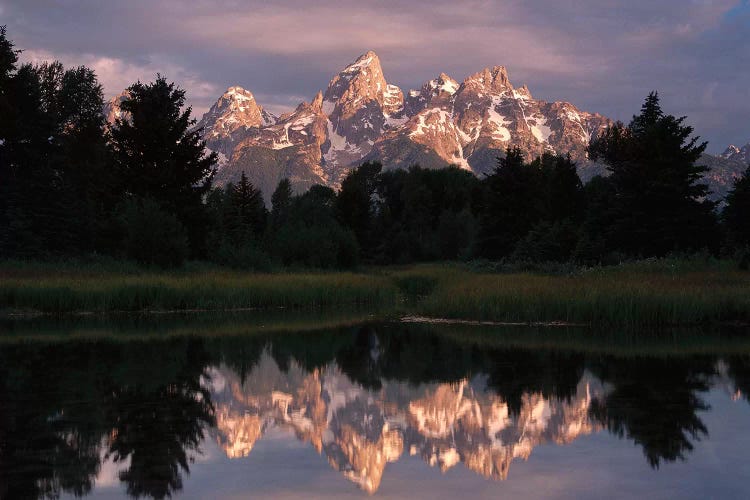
[195,85,277,157]
[198,54,610,199]
[720,142,750,165]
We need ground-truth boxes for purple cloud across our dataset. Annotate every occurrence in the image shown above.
[3,0,748,151]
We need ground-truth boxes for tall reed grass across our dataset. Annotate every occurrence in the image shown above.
[412,262,750,327]
[1,259,748,327]
[0,270,399,313]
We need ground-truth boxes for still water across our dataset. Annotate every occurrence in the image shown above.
[1,315,749,499]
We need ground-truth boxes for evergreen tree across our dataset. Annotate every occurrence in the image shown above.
[477,147,544,259]
[372,166,479,262]
[336,161,382,255]
[0,62,56,256]
[271,185,359,269]
[0,29,110,257]
[0,26,18,88]
[226,171,267,244]
[589,92,718,256]
[56,65,111,252]
[574,175,616,263]
[722,165,750,266]
[109,76,217,256]
[269,178,293,231]
[536,153,584,223]
[0,26,20,254]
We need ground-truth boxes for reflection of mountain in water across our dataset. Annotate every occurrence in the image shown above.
[0,322,748,498]
[204,350,606,493]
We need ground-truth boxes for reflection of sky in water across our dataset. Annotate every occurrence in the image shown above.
[64,387,750,499]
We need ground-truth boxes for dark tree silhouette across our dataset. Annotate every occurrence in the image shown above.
[588,356,714,468]
[336,161,382,255]
[109,76,217,257]
[589,92,718,256]
[477,147,544,259]
[269,178,293,231]
[226,171,267,244]
[722,165,750,264]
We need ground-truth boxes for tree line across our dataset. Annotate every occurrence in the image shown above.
[1,27,748,269]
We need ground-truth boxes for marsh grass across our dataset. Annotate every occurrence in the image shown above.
[0,269,399,313]
[413,262,750,327]
[1,258,748,327]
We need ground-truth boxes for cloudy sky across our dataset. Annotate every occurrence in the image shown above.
[2,0,748,152]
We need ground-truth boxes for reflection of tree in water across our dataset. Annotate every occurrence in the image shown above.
[0,338,215,499]
[333,325,585,415]
[0,343,104,499]
[725,356,750,403]
[483,349,585,415]
[588,356,715,468]
[104,338,215,499]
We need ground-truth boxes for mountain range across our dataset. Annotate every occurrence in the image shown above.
[104,51,749,202]
[202,350,606,494]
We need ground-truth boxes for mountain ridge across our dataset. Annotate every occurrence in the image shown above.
[103,51,748,202]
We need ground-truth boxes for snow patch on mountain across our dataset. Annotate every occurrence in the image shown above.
[487,96,512,142]
[528,116,552,143]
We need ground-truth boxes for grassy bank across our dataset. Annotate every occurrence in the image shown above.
[0,264,399,313]
[405,260,750,327]
[1,259,748,327]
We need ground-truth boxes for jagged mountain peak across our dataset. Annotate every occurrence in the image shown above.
[463,65,513,94]
[195,84,277,158]
[722,144,741,158]
[428,73,460,96]
[222,85,255,100]
[103,90,131,125]
[199,53,611,199]
[721,142,749,164]
[324,51,389,109]
[311,90,324,111]
[208,86,276,126]
[343,50,381,72]
[402,73,459,116]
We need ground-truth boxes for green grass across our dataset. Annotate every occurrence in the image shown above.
[409,260,750,327]
[1,258,748,327]
[0,266,399,313]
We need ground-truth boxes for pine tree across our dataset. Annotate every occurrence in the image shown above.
[336,161,382,256]
[0,26,18,88]
[270,178,293,231]
[0,61,55,256]
[109,76,217,256]
[477,147,544,259]
[536,153,583,223]
[56,66,111,252]
[1,28,111,257]
[722,165,750,262]
[589,92,717,256]
[226,171,266,244]
[0,26,19,254]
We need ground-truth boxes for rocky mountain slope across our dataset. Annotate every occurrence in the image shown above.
[721,141,750,165]
[699,141,749,201]
[197,51,611,200]
[102,90,130,124]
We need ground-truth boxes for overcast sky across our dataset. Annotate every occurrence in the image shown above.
[2,0,748,152]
